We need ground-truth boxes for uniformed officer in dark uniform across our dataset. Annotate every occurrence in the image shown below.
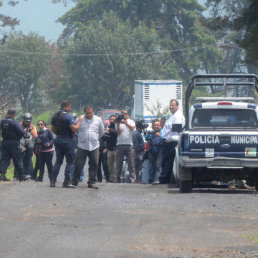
[51,100,82,188]
[0,108,25,181]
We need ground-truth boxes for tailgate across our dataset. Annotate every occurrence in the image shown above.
[186,132,258,158]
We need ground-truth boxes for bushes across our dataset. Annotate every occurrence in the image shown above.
[32,111,54,128]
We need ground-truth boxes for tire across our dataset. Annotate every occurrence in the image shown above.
[179,180,192,193]
[173,157,179,187]
[255,172,258,191]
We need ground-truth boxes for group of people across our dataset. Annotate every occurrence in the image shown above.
[0,98,185,190]
[0,109,55,183]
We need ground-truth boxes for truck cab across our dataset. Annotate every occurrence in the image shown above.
[176,74,258,193]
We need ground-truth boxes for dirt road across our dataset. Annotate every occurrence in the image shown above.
[0,177,257,258]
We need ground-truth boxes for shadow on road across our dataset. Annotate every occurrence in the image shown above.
[168,188,258,195]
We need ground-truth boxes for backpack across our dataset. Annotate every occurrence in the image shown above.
[52,111,67,136]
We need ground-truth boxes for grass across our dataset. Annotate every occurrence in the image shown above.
[241,234,258,243]
[32,111,53,128]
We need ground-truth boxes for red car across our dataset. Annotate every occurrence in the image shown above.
[96,109,121,127]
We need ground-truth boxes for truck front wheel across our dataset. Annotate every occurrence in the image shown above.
[179,180,192,193]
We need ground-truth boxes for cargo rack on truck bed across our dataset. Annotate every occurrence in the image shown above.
[195,97,255,103]
[185,74,258,130]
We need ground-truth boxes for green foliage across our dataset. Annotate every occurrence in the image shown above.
[235,0,258,65]
[0,1,20,31]
[32,110,57,128]
[58,0,221,84]
[0,32,52,112]
[61,12,167,110]
[205,0,258,66]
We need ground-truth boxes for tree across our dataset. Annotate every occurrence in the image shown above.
[145,100,170,119]
[0,1,20,30]
[0,0,28,41]
[60,13,167,110]
[0,32,53,112]
[205,0,258,66]
[57,0,222,83]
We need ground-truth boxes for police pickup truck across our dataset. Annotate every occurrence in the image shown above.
[175,74,258,193]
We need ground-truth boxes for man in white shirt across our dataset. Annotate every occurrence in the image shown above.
[160,99,185,184]
[72,106,104,189]
[115,110,136,183]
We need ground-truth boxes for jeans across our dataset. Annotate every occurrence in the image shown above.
[13,147,33,178]
[71,165,85,181]
[0,140,24,179]
[150,151,162,183]
[73,147,99,185]
[116,145,135,182]
[159,141,177,184]
[141,159,152,184]
[97,151,109,182]
[38,151,53,181]
[22,147,33,176]
[107,150,116,182]
[134,151,143,181]
[52,137,74,182]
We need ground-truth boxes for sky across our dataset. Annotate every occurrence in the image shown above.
[1,0,207,42]
[1,0,75,42]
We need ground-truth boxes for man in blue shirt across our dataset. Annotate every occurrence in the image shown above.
[51,100,82,188]
[145,120,163,184]
[0,108,25,181]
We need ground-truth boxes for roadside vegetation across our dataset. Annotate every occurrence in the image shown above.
[0,0,256,117]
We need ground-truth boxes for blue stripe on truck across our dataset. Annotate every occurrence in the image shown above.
[248,103,257,109]
[193,103,202,109]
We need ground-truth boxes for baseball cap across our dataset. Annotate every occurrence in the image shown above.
[7,108,16,115]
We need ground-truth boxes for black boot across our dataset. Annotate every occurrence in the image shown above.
[50,180,55,187]
[1,173,10,181]
[19,175,25,182]
[49,175,55,187]
[62,178,76,188]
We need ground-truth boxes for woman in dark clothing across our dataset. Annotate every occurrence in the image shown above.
[36,120,54,182]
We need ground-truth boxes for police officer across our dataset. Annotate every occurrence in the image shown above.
[0,108,25,181]
[51,100,82,188]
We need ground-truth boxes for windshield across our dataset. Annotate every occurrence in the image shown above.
[192,109,258,128]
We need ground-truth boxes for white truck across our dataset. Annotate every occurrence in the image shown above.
[175,74,258,193]
[132,80,183,123]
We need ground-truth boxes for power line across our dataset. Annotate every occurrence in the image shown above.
[0,43,234,57]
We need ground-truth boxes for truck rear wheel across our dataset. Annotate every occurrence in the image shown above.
[255,172,258,191]
[179,180,192,193]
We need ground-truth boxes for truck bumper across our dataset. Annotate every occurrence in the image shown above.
[181,156,258,168]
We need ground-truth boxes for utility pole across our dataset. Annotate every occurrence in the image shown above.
[220,43,239,96]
